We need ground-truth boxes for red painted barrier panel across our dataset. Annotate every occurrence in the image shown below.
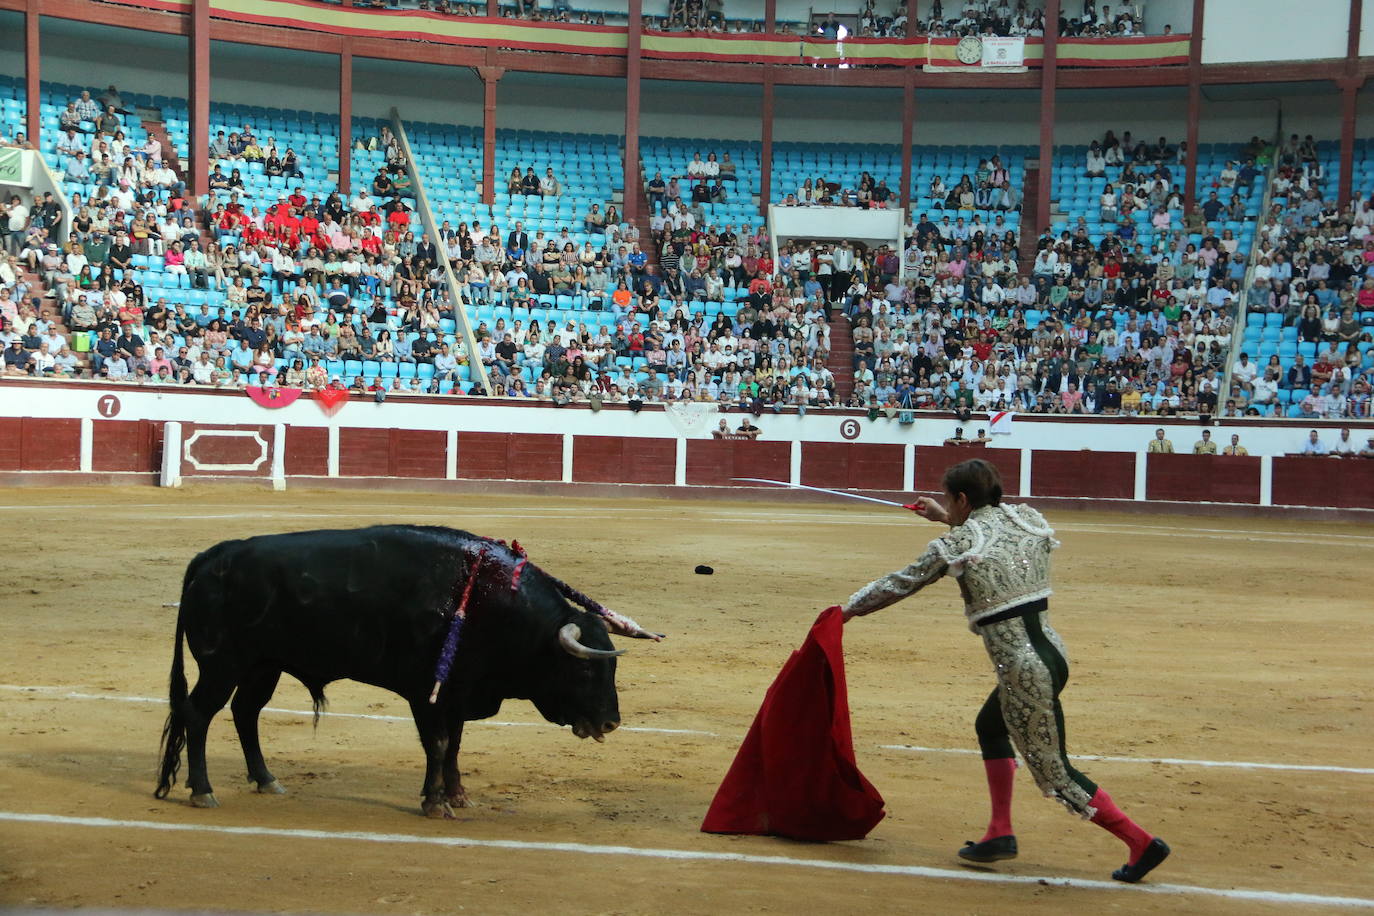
[507,432,563,481]
[1272,456,1374,509]
[1145,452,1260,504]
[456,431,512,479]
[19,418,81,471]
[92,419,160,472]
[686,439,790,486]
[0,418,20,470]
[284,426,329,477]
[801,442,904,491]
[0,418,84,471]
[180,423,274,477]
[392,429,447,478]
[457,432,562,481]
[573,435,675,484]
[1030,450,1135,499]
[914,445,1021,496]
[339,428,391,477]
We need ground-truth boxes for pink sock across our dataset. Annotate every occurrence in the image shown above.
[980,757,1016,842]
[1089,788,1153,864]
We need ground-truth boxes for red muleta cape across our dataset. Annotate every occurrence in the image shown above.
[701,606,886,842]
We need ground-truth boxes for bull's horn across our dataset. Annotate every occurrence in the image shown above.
[558,623,626,660]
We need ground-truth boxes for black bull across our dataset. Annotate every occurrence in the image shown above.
[155,525,639,817]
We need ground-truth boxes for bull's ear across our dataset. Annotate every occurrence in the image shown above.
[558,622,626,660]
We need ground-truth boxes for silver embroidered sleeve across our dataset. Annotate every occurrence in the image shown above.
[845,544,950,617]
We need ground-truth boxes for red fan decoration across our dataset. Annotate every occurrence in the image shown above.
[701,606,886,842]
[245,386,302,409]
[314,387,349,415]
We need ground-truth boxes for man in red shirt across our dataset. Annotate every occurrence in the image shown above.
[971,333,994,361]
[360,228,383,256]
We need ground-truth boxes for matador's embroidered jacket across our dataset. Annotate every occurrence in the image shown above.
[845,503,1059,629]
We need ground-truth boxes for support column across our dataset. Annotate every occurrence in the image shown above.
[1341,83,1361,206]
[759,0,777,217]
[1183,0,1204,210]
[899,68,915,213]
[339,43,353,198]
[480,65,502,207]
[189,0,211,199]
[1035,0,1059,233]
[895,0,917,207]
[23,0,39,147]
[759,71,775,217]
[1339,0,1364,206]
[623,0,643,221]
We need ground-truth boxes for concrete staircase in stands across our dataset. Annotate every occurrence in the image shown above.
[18,258,80,370]
[140,112,184,186]
[825,315,856,404]
[625,160,658,270]
[141,112,215,247]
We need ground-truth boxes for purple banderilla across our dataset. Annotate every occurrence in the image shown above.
[429,546,488,703]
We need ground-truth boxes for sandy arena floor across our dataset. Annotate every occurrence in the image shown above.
[0,487,1371,915]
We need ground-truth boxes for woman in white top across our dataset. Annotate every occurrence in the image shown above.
[702,153,720,178]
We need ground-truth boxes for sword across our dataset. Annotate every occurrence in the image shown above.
[732,478,927,513]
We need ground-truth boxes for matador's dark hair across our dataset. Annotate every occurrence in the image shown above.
[942,458,1003,509]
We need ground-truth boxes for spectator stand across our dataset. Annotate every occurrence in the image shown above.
[1231,133,1374,419]
[1220,129,1284,410]
[389,108,491,394]
[640,136,762,231]
[1038,134,1260,413]
[772,140,1029,223]
[0,75,26,143]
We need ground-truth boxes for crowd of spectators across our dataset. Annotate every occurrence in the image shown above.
[322,0,1160,39]
[1226,134,1374,419]
[646,151,740,206]
[821,131,1253,417]
[13,85,1367,424]
[779,172,902,209]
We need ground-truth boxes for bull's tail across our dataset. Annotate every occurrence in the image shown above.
[154,570,193,799]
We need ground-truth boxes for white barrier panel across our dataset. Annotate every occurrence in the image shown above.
[160,421,182,488]
[768,204,903,248]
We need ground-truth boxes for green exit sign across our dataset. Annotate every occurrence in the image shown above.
[0,149,25,184]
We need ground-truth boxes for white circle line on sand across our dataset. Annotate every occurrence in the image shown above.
[3,685,1368,775]
[0,686,715,737]
[877,745,1374,776]
[0,811,1369,909]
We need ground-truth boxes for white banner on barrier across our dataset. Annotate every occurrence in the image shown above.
[982,37,1025,67]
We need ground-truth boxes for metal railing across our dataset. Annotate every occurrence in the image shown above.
[388,108,492,395]
[1218,121,1283,408]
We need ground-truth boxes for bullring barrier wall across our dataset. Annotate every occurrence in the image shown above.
[1,380,1371,511]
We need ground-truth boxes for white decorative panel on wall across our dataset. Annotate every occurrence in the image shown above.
[1204,0,1347,64]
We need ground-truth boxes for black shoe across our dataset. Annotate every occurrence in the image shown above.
[1112,838,1171,883]
[957,835,1018,863]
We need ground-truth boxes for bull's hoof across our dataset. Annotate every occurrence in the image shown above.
[446,789,471,809]
[421,799,456,819]
[255,779,287,795]
[189,792,220,809]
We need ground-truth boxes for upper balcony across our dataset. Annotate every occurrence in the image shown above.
[5,0,1370,91]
